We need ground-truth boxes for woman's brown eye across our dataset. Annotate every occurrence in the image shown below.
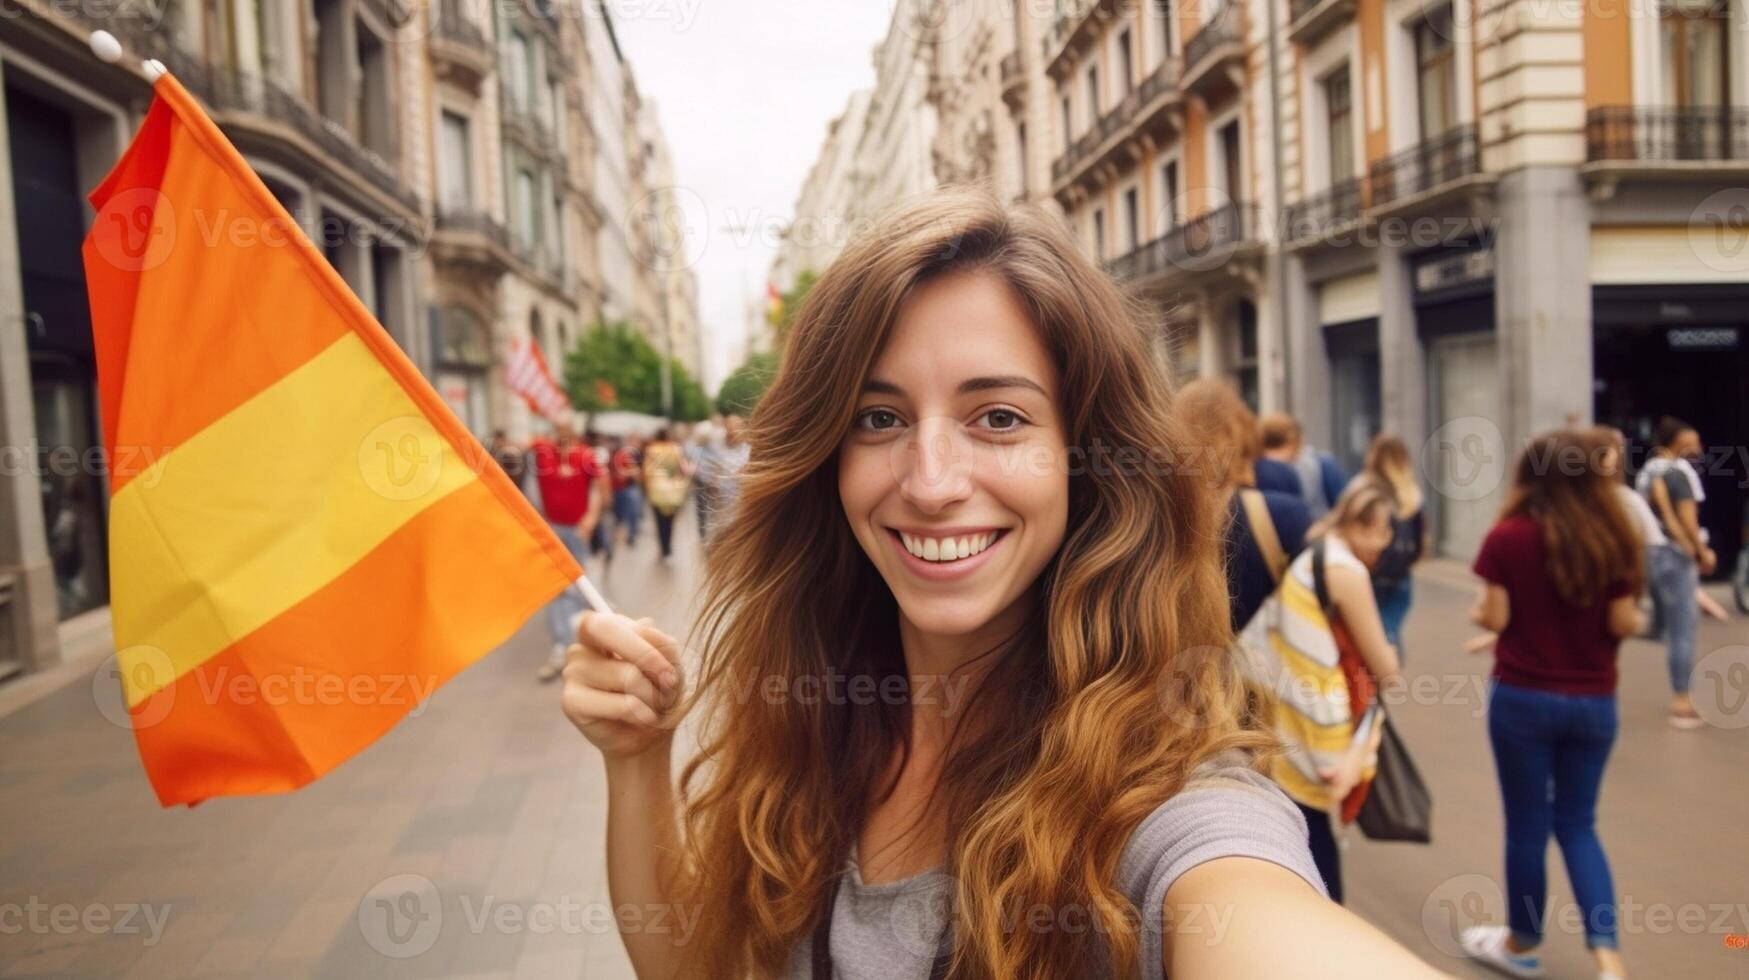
[859,409,901,431]
[984,409,1021,430]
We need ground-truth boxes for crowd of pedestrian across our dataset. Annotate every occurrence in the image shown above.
[486,414,751,683]
[1189,386,1731,980]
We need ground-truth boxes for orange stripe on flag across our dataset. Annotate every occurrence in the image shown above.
[85,73,583,806]
[128,479,565,806]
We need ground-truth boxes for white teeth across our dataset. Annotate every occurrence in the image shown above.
[898,531,1000,562]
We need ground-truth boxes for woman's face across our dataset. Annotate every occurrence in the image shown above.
[838,270,1070,640]
[1345,506,1396,568]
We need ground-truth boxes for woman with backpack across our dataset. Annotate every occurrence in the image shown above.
[640,427,690,563]
[1361,435,1426,660]
[1238,478,1403,903]
[1462,428,1642,980]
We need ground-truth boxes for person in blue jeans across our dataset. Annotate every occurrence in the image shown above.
[1465,428,1645,980]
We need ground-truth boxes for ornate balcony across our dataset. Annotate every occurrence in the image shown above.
[1367,124,1484,213]
[1287,0,1356,45]
[1051,58,1184,198]
[501,95,559,161]
[432,207,513,276]
[1587,106,1749,163]
[1042,0,1112,80]
[1283,176,1367,246]
[430,0,491,92]
[1182,1,1245,99]
[1105,203,1262,286]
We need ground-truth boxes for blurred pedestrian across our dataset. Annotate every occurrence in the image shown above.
[584,429,615,562]
[1172,380,1312,631]
[641,427,689,562]
[1360,435,1426,658]
[1239,478,1402,903]
[612,436,645,548]
[1252,418,1304,498]
[532,424,609,683]
[1463,429,1642,980]
[488,429,530,497]
[1636,417,1716,728]
[1259,412,1348,521]
[686,421,720,540]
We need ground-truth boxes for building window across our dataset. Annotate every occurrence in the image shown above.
[507,31,534,112]
[1123,186,1140,251]
[1661,0,1729,106]
[1061,94,1073,145]
[1158,0,1175,56]
[1118,28,1134,95]
[514,166,538,247]
[1325,66,1354,183]
[1218,120,1242,202]
[439,110,472,211]
[1087,64,1100,118]
[1093,207,1107,261]
[1016,121,1028,193]
[1161,160,1180,227]
[1413,6,1457,139]
[1233,300,1259,410]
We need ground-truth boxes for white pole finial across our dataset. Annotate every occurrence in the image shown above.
[143,59,167,82]
[89,30,123,64]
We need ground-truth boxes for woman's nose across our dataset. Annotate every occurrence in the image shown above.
[893,416,974,511]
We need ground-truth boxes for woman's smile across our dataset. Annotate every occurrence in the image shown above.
[887,526,1011,580]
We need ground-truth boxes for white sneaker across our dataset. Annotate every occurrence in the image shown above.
[1459,924,1544,978]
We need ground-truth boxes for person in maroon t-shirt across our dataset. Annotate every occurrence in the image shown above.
[1459,429,1644,980]
[532,425,609,682]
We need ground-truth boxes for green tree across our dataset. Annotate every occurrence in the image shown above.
[715,350,779,416]
[561,319,714,422]
[562,320,663,414]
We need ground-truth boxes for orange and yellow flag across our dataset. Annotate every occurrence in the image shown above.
[82,73,581,806]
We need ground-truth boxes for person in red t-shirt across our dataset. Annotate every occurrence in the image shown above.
[1460,429,1644,980]
[532,425,609,682]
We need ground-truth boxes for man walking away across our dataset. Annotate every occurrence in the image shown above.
[532,425,609,683]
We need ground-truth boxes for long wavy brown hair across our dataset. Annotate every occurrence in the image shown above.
[670,187,1268,978]
[1499,428,1643,606]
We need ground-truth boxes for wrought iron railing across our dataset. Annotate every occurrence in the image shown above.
[1050,58,1180,185]
[1587,106,1749,162]
[1283,176,1366,242]
[70,13,422,215]
[1105,203,1259,282]
[1367,124,1479,208]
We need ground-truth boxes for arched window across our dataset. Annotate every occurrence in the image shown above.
[432,305,492,434]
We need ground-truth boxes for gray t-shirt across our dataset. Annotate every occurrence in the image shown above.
[785,758,1326,979]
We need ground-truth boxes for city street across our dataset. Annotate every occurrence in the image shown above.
[1,509,1743,978]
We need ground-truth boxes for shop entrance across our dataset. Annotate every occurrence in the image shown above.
[1594,297,1749,575]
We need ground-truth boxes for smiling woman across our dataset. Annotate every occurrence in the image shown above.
[558,188,1438,979]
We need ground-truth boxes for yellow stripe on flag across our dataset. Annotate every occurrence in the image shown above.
[110,332,477,706]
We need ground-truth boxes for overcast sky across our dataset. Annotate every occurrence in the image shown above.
[607,0,898,389]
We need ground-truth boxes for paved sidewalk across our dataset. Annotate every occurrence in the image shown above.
[0,508,711,979]
[1,524,1743,977]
